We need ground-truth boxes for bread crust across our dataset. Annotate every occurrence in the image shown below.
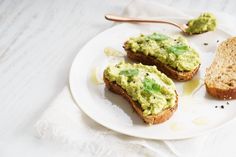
[123,42,200,81]
[205,83,236,100]
[104,74,178,125]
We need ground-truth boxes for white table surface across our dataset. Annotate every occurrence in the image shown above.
[0,0,236,156]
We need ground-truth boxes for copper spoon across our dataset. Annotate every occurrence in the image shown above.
[105,14,189,34]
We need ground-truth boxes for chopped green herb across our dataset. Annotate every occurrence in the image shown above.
[119,69,139,77]
[167,45,189,55]
[148,33,168,41]
[143,78,160,94]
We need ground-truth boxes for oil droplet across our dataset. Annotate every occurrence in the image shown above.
[104,47,124,57]
[183,78,200,95]
[192,117,208,126]
[91,67,103,85]
[170,122,184,131]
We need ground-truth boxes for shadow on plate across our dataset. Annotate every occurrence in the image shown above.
[104,88,145,126]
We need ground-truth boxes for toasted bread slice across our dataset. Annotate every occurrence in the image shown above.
[123,33,201,81]
[124,42,200,81]
[205,37,236,99]
[103,75,178,125]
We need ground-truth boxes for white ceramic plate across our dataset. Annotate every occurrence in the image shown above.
[69,18,236,140]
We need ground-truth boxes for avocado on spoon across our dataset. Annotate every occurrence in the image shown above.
[105,13,217,35]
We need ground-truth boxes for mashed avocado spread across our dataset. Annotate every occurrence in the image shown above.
[186,13,217,35]
[104,62,176,116]
[126,33,200,71]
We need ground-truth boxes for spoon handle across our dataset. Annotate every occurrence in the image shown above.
[105,14,184,32]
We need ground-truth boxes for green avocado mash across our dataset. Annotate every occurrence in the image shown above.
[186,13,217,35]
[104,62,176,116]
[126,33,200,71]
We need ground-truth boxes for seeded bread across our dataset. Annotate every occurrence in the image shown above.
[123,42,200,81]
[205,37,236,99]
[103,75,178,125]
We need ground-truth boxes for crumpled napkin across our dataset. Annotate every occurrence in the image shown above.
[34,1,236,157]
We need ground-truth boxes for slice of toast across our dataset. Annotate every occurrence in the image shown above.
[103,75,178,125]
[205,37,236,99]
[123,42,200,81]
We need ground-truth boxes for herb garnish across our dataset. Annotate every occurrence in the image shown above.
[167,45,189,55]
[119,69,139,82]
[148,33,168,41]
[143,78,160,94]
[119,69,139,77]
[119,69,139,78]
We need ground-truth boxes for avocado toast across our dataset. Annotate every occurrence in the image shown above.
[124,33,201,81]
[104,62,178,125]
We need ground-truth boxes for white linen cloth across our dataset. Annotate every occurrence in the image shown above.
[35,1,236,157]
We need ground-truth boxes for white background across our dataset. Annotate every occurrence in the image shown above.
[0,0,236,156]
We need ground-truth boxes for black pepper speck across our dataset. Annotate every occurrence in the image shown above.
[204,43,208,46]
[221,105,224,109]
